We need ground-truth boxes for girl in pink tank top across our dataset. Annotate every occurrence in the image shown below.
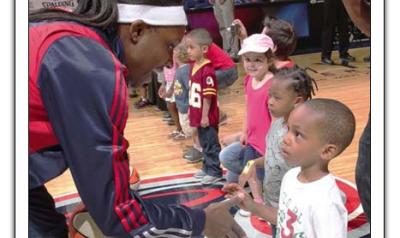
[237,34,277,203]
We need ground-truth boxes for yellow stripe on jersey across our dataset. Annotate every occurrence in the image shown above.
[203,92,217,96]
[203,88,216,92]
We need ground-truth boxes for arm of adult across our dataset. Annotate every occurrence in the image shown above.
[223,184,277,225]
[39,36,206,237]
[341,0,370,37]
[203,197,247,238]
[232,19,248,43]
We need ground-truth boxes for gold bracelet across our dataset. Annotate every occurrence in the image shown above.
[242,160,255,175]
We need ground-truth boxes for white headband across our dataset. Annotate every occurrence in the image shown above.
[117,4,188,26]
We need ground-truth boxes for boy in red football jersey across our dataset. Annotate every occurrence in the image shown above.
[185,28,223,185]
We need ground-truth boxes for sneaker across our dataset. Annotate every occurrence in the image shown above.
[201,175,223,185]
[239,209,251,217]
[173,131,187,141]
[134,98,150,109]
[183,146,194,153]
[184,147,199,156]
[186,156,203,164]
[340,53,356,62]
[162,112,172,119]
[321,57,334,65]
[162,117,173,122]
[168,130,181,138]
[129,89,138,98]
[194,170,207,179]
[184,148,203,163]
[129,168,141,191]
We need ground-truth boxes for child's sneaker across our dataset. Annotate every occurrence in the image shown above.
[168,130,181,138]
[173,131,187,141]
[183,147,197,156]
[184,148,203,163]
[193,170,206,179]
[183,145,194,153]
[201,175,223,185]
[239,209,251,217]
[162,112,171,118]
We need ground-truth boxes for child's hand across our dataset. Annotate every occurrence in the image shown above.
[158,85,166,98]
[220,132,240,147]
[201,116,209,128]
[222,183,254,212]
[165,87,174,98]
[239,160,256,187]
[239,132,247,146]
[232,19,248,41]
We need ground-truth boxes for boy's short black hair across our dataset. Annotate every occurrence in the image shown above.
[304,98,356,156]
[263,17,297,61]
[186,28,213,47]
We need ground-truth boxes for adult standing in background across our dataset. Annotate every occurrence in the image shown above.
[209,0,239,60]
[341,0,371,224]
[320,0,356,65]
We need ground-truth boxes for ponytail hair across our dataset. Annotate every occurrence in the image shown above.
[274,65,318,100]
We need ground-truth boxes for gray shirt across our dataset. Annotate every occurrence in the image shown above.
[263,118,293,208]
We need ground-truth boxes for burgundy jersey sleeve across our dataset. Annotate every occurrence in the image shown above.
[201,64,218,99]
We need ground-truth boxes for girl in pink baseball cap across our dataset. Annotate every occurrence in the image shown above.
[220,33,276,211]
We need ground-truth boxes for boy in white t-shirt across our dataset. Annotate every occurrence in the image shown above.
[224,98,355,238]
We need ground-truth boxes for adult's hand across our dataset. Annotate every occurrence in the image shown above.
[203,197,247,238]
[232,19,248,41]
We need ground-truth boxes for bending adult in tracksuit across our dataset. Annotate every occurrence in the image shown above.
[28,0,243,237]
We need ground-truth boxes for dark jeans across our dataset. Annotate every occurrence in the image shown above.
[271,223,277,238]
[355,113,371,223]
[219,142,264,182]
[29,186,68,238]
[147,72,167,111]
[321,0,351,59]
[215,66,238,90]
[198,126,223,177]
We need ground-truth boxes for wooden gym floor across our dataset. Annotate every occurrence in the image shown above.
[46,47,370,198]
